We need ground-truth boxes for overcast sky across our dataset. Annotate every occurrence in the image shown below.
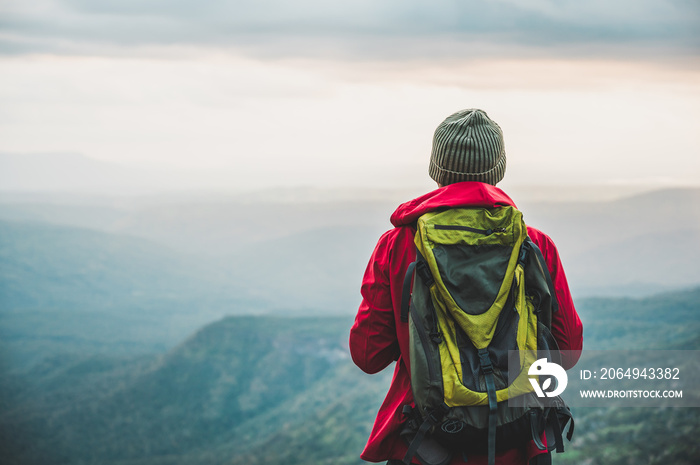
[1,0,699,192]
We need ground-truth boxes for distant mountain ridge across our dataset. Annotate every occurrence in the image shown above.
[520,187,700,296]
[1,188,698,316]
[0,219,267,362]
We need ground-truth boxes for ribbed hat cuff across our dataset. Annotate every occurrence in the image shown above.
[429,153,506,186]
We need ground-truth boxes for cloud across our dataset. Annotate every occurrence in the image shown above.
[1,2,698,193]
[1,0,698,62]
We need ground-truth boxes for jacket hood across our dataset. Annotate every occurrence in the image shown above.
[390,182,517,227]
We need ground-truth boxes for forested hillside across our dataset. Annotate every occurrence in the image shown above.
[1,289,699,465]
[0,316,388,465]
[3,188,700,302]
[554,289,700,464]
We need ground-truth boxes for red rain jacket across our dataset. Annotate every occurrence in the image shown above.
[349,182,583,464]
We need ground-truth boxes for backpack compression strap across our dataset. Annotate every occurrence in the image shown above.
[402,404,450,465]
[478,348,498,465]
[548,406,575,452]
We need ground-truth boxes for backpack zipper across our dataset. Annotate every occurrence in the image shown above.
[433,225,506,235]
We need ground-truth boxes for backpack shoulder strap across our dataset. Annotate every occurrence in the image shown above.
[401,261,418,323]
[526,238,559,314]
[521,237,559,332]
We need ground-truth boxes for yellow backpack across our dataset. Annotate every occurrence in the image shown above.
[400,206,573,465]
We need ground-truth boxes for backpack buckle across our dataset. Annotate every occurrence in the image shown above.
[426,404,449,425]
[478,349,494,374]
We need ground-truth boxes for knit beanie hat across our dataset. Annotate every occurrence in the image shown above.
[429,109,506,186]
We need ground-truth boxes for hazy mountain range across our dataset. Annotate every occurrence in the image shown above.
[0,152,228,194]
[2,154,699,308]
